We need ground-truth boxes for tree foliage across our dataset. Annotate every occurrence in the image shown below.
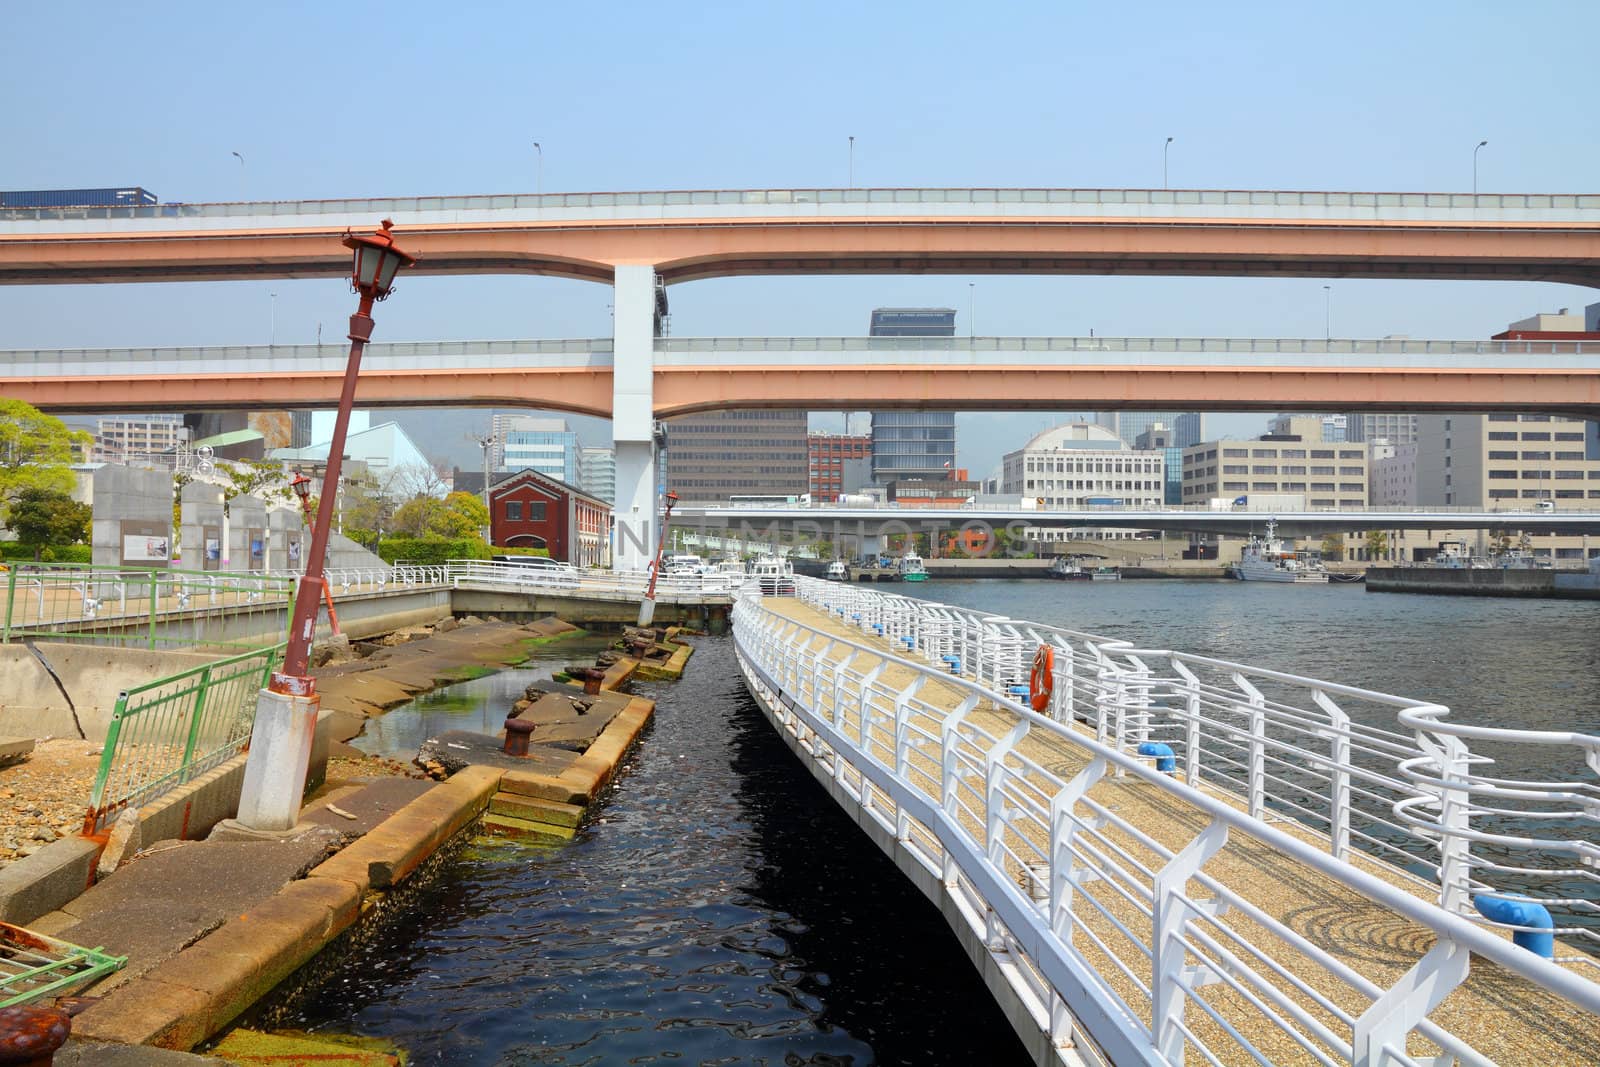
[5,487,92,560]
[1364,529,1389,561]
[0,398,90,520]
[1321,532,1345,561]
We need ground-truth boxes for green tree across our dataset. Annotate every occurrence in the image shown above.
[1321,532,1345,561]
[5,487,92,560]
[444,491,488,534]
[1364,529,1389,561]
[0,399,90,523]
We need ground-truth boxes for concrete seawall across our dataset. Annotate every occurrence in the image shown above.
[1368,567,1600,599]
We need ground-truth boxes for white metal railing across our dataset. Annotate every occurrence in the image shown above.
[733,588,1600,1065]
[5,186,1598,224]
[792,577,1600,958]
[444,559,739,600]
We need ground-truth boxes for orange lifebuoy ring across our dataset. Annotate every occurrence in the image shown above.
[1029,645,1054,712]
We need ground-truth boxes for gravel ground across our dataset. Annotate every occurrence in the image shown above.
[0,739,102,863]
[0,745,422,871]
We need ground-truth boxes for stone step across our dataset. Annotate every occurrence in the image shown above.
[481,812,578,843]
[208,1027,403,1064]
[488,791,585,828]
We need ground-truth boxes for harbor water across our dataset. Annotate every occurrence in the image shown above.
[280,582,1600,1061]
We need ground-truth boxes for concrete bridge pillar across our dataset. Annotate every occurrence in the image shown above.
[611,264,658,570]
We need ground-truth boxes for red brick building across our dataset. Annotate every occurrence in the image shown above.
[489,469,610,568]
[808,432,871,501]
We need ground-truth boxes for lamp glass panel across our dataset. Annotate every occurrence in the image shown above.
[375,250,402,291]
[352,243,380,287]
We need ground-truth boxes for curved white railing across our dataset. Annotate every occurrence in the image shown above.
[733,586,1600,1065]
[790,577,1600,958]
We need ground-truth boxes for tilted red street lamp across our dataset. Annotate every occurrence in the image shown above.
[236,221,413,833]
[637,490,679,627]
[273,220,414,691]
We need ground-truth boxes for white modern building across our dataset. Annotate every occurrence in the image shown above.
[493,415,578,483]
[271,421,435,490]
[1001,423,1165,541]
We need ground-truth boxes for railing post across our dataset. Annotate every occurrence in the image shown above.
[1352,939,1469,1067]
[1050,755,1106,947]
[147,569,159,650]
[1314,690,1352,863]
[1173,661,1202,787]
[1433,734,1474,915]
[1152,818,1229,1065]
[1232,673,1267,819]
[2,563,15,644]
[177,664,213,784]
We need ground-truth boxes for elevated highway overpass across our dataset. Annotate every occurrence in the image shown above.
[8,184,1598,570]
[6,335,1599,416]
[2,186,1598,286]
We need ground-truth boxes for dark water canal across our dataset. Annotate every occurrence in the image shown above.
[285,637,1031,1065]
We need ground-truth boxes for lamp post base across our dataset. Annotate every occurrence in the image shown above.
[237,687,320,832]
[637,598,656,628]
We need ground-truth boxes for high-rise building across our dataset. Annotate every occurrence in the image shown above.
[1095,412,1204,448]
[578,445,616,504]
[494,416,578,483]
[869,308,957,482]
[1134,424,1184,505]
[808,432,872,501]
[664,410,808,502]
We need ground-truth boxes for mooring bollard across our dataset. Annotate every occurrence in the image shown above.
[503,716,536,757]
[580,668,605,696]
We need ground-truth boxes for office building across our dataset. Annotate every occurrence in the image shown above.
[578,446,616,505]
[663,410,808,502]
[92,414,188,464]
[809,432,872,501]
[1096,412,1204,449]
[1134,424,1184,505]
[495,416,578,484]
[488,469,610,568]
[1001,423,1165,541]
[869,308,957,482]
[1343,413,1418,445]
[1181,435,1369,510]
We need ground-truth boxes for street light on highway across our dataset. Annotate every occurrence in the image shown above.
[1163,136,1174,189]
[1323,285,1331,341]
[237,219,415,832]
[230,151,245,200]
[533,141,542,194]
[1474,140,1488,194]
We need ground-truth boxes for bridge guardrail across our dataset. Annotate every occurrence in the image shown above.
[735,586,1600,1064]
[796,577,1600,958]
[444,559,739,599]
[5,185,1599,222]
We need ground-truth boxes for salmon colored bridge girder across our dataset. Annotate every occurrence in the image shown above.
[10,364,1600,418]
[3,215,1600,286]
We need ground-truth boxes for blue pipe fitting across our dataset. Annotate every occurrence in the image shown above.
[1137,742,1177,774]
[1473,895,1555,958]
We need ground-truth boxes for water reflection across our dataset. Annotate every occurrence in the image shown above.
[279,639,1030,1065]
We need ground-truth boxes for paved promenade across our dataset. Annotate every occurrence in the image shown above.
[761,596,1600,1065]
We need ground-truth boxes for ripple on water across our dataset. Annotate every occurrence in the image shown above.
[277,638,1032,1066]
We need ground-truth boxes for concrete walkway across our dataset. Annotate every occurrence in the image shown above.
[759,597,1600,1066]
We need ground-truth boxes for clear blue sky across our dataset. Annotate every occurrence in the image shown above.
[4,1,1597,474]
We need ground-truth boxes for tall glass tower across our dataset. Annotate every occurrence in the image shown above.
[869,308,957,482]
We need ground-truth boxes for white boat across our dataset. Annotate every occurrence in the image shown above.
[1088,565,1122,581]
[896,553,929,582]
[825,560,849,581]
[752,555,796,595]
[1231,520,1328,583]
[1047,556,1087,580]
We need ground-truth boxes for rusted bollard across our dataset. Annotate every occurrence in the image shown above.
[503,716,536,757]
[579,668,605,696]
[0,1004,71,1066]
